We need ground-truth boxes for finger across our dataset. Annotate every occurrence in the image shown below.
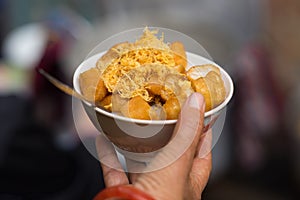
[147,93,205,172]
[188,129,213,199]
[125,158,147,184]
[164,92,205,175]
[197,128,213,159]
[126,158,146,184]
[95,134,129,187]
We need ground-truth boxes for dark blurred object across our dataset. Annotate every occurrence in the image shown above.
[232,44,285,172]
[0,7,105,199]
[226,0,300,198]
[0,0,8,58]
[32,7,92,130]
[264,0,300,92]
[0,95,104,199]
[228,43,298,198]
[32,28,68,129]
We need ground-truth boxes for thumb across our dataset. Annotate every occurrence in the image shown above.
[134,93,205,199]
[161,92,205,170]
[145,92,205,172]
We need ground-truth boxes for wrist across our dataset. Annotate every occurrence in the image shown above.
[94,185,155,200]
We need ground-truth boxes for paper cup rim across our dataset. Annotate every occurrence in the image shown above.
[73,52,234,125]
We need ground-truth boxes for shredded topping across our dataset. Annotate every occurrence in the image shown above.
[97,28,177,93]
[114,64,193,104]
[102,48,176,92]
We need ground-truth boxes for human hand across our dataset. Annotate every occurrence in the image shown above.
[95,93,212,200]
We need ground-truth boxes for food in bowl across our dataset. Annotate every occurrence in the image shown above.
[79,28,226,120]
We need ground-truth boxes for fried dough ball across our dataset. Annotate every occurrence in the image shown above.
[98,95,112,111]
[187,64,226,111]
[120,96,151,120]
[145,83,173,101]
[205,71,226,108]
[163,96,181,119]
[144,83,180,119]
[145,83,164,96]
[187,64,220,79]
[170,41,187,73]
[149,104,166,120]
[79,68,107,103]
[191,77,212,111]
[111,94,127,112]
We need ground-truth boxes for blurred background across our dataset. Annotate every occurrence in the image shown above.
[0,0,299,199]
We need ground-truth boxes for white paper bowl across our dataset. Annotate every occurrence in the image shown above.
[73,51,233,160]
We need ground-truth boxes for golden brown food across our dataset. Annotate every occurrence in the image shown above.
[79,68,107,103]
[111,94,127,112]
[112,63,193,120]
[170,41,187,73]
[190,77,212,111]
[146,83,165,96]
[145,83,173,102]
[187,64,226,111]
[113,63,192,103]
[163,97,181,119]
[99,95,112,111]
[120,96,151,120]
[96,29,178,93]
[78,28,226,120]
[149,104,166,120]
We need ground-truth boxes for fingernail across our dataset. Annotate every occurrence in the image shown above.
[188,93,204,110]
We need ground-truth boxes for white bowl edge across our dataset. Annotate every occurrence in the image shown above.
[73,51,234,125]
